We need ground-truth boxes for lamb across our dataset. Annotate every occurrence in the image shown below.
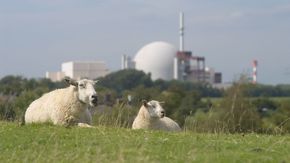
[24,77,98,127]
[132,100,182,132]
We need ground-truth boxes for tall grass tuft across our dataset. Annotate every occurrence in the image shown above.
[92,103,138,128]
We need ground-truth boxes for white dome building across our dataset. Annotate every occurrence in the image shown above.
[134,41,177,80]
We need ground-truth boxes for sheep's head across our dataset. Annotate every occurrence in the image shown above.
[65,77,98,107]
[142,100,165,118]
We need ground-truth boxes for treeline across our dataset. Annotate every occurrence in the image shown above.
[1,70,290,134]
[98,69,290,97]
[97,69,222,97]
[1,70,290,99]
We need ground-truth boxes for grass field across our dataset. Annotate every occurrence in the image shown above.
[1,122,290,163]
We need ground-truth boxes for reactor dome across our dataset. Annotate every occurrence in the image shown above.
[134,41,177,80]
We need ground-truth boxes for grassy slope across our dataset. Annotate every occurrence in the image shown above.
[0,122,290,163]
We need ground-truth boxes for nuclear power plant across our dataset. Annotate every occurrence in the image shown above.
[122,12,222,84]
[46,12,226,85]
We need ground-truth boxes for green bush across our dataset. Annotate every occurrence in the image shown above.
[261,100,290,134]
[184,109,227,133]
[92,104,138,128]
[184,82,263,133]
[0,101,15,121]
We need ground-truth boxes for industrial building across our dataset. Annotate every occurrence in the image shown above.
[46,61,109,81]
[122,12,222,85]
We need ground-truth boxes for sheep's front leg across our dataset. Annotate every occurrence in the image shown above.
[64,115,94,128]
[77,123,94,128]
[64,115,78,127]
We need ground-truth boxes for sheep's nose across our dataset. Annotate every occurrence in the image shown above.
[161,111,165,117]
[91,95,98,105]
[91,95,97,99]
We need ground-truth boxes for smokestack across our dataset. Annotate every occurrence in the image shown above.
[252,60,258,84]
[121,55,127,69]
[179,12,184,51]
[174,57,179,80]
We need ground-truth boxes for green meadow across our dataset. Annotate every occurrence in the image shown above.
[1,122,289,163]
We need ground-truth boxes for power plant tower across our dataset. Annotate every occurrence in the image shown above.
[252,60,258,84]
[179,12,184,51]
[174,12,185,80]
[121,54,135,69]
[174,12,208,82]
[121,55,126,69]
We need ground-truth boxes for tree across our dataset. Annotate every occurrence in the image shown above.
[97,69,153,94]
[0,75,27,95]
[174,91,205,126]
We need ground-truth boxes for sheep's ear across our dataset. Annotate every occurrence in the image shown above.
[64,76,70,84]
[64,77,78,87]
[159,101,165,104]
[94,80,99,84]
[142,100,148,107]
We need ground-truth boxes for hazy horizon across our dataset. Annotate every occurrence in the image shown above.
[1,0,290,85]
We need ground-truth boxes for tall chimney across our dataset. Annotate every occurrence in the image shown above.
[252,60,258,84]
[179,12,184,51]
[121,55,127,69]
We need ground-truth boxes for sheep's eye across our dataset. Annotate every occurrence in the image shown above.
[79,83,85,88]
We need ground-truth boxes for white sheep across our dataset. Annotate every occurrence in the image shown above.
[132,100,182,132]
[24,77,98,127]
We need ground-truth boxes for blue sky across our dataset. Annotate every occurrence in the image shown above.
[0,0,290,84]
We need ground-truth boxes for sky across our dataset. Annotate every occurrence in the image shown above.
[0,0,290,85]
